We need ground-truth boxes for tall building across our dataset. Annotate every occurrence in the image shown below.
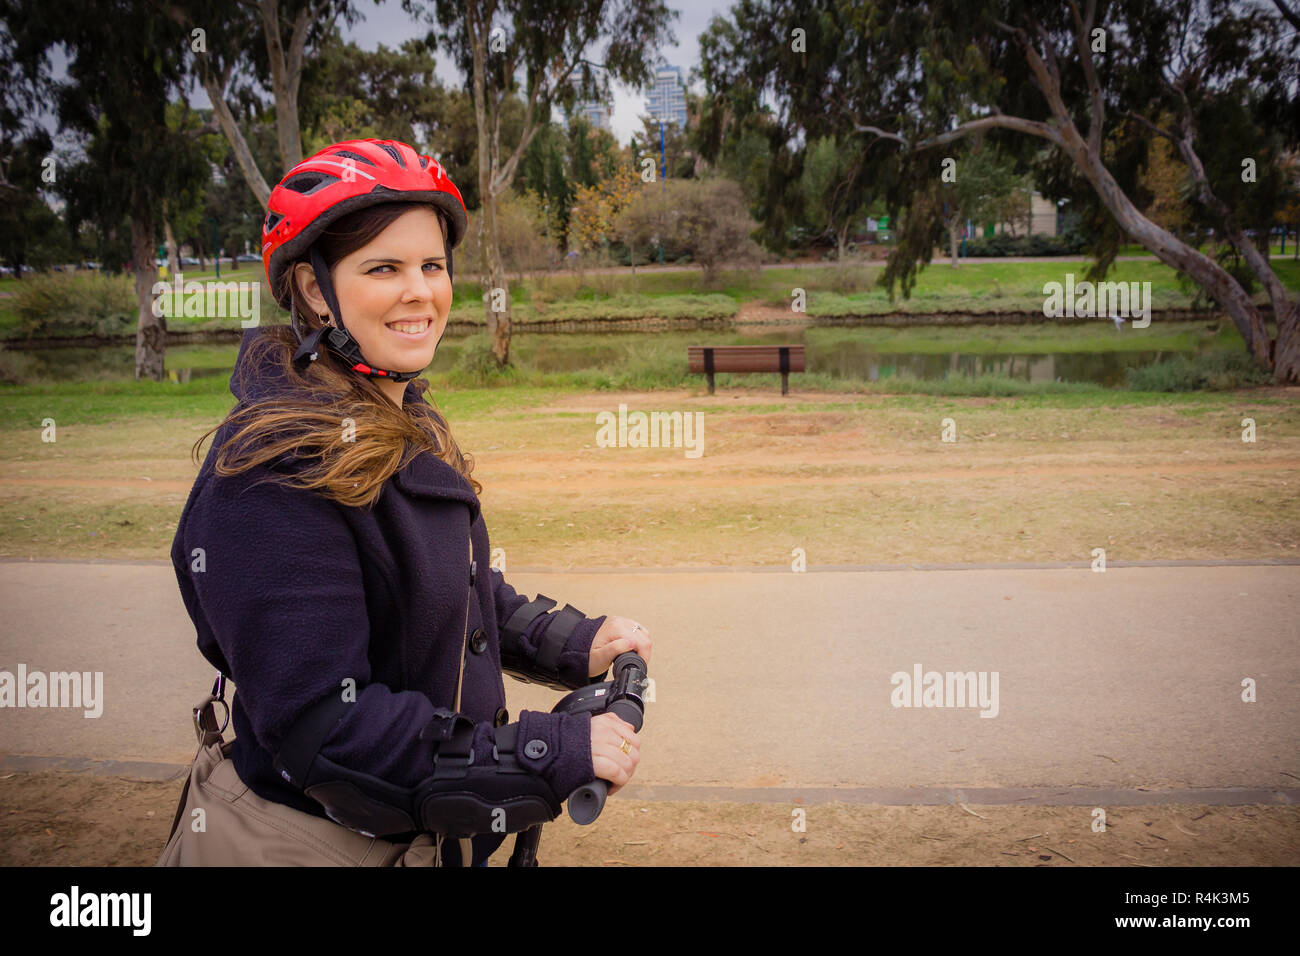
[577,100,612,132]
[645,65,687,127]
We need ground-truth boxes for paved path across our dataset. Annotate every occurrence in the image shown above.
[1,560,1296,802]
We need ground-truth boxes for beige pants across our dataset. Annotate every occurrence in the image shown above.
[156,740,443,867]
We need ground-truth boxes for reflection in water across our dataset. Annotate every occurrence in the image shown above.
[816,347,1189,387]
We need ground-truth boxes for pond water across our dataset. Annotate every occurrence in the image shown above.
[6,326,1208,387]
[813,347,1191,387]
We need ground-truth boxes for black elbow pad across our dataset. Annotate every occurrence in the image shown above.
[500,595,587,691]
[293,719,563,840]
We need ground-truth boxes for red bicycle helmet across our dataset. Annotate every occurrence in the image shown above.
[261,139,469,382]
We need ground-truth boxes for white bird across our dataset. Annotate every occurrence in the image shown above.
[1112,314,1125,331]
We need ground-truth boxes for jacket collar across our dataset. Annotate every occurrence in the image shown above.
[230,326,482,522]
[392,441,482,524]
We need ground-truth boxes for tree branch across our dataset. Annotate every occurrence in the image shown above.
[1069,0,1104,156]
[1168,103,1292,319]
[855,114,1063,150]
[201,65,271,208]
[1271,0,1300,31]
[1124,110,1179,144]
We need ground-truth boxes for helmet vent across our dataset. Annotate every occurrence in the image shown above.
[282,171,337,195]
[376,142,405,167]
[418,155,429,169]
[332,149,378,166]
[264,211,284,232]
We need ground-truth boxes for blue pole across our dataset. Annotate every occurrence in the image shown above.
[658,120,666,264]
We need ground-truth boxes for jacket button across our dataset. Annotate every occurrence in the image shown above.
[523,739,548,759]
[493,706,509,728]
[469,628,487,655]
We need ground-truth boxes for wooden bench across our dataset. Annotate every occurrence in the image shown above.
[688,345,806,395]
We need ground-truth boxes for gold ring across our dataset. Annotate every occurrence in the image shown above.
[619,738,632,755]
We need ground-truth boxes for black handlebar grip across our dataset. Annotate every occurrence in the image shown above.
[567,651,647,824]
[568,778,608,825]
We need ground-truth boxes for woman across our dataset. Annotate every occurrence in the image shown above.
[170,139,650,866]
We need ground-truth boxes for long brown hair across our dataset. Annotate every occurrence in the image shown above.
[190,201,480,507]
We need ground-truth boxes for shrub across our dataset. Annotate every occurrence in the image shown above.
[1125,350,1274,391]
[446,336,522,387]
[13,272,136,339]
[961,232,1087,257]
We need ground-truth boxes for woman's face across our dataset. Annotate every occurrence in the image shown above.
[295,206,451,405]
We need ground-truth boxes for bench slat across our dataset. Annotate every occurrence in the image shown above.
[687,345,806,374]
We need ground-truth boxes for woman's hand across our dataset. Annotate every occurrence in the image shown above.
[588,615,652,678]
[590,711,641,796]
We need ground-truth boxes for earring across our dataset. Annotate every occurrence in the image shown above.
[320,313,331,327]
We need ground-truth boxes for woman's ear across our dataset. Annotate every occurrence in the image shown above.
[292,261,329,317]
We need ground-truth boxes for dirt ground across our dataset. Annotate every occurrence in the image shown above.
[3,386,1299,566]
[0,770,1295,867]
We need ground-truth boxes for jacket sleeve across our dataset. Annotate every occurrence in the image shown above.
[489,566,608,689]
[178,465,594,803]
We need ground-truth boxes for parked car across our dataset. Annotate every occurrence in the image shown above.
[235,253,260,263]
[180,256,200,267]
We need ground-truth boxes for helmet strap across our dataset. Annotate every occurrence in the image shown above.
[300,244,421,383]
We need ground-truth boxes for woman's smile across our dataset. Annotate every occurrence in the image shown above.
[385,315,433,337]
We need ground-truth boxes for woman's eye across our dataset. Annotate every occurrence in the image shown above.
[424,262,444,272]
[368,265,394,274]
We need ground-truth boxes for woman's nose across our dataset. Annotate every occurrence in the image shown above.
[400,267,435,302]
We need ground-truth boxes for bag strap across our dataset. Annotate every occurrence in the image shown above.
[163,673,231,847]
[454,533,476,867]
[192,672,229,749]
[452,534,474,712]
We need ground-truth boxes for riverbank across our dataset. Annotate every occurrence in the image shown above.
[3,258,1295,343]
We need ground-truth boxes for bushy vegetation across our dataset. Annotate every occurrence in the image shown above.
[1125,350,1274,391]
[13,272,136,339]
[446,335,523,387]
[961,232,1088,257]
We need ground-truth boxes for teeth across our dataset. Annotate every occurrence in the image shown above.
[388,320,429,333]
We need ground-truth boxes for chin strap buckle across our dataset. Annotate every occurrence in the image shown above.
[291,326,329,367]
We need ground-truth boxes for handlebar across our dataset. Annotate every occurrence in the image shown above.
[556,651,648,825]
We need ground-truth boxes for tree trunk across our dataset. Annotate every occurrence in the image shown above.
[468,0,511,366]
[1003,40,1293,380]
[258,0,303,172]
[163,219,180,277]
[131,201,165,382]
[1274,301,1300,383]
[1173,139,1298,382]
[1056,124,1273,369]
[202,72,272,208]
[948,221,960,268]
